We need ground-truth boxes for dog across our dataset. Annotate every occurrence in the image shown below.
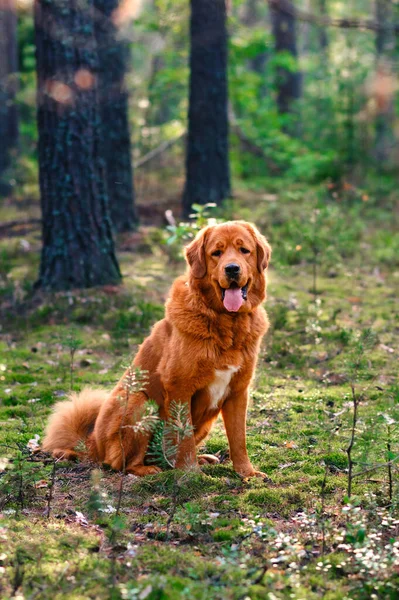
[43,221,271,477]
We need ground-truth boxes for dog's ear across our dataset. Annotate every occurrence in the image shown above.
[185,229,207,278]
[256,231,271,272]
[244,223,271,272]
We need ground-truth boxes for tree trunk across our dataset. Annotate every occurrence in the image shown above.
[317,0,328,52]
[374,0,394,166]
[0,0,18,194]
[270,0,301,116]
[34,0,121,291]
[182,0,230,218]
[241,0,268,75]
[94,0,138,232]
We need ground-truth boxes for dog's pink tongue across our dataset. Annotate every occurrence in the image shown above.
[223,288,243,312]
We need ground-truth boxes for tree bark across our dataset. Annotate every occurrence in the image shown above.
[374,0,394,166]
[182,0,231,218]
[34,0,121,291]
[94,0,138,232]
[0,0,18,193]
[270,0,301,116]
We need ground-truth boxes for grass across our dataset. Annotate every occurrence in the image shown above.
[0,178,398,598]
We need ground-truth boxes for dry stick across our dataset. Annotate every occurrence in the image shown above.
[133,132,186,169]
[346,382,358,498]
[18,472,24,511]
[45,458,57,518]
[0,217,42,233]
[312,252,318,301]
[110,388,130,590]
[387,427,393,504]
[320,460,329,555]
[69,348,76,391]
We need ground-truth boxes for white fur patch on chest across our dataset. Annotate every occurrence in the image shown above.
[208,365,240,410]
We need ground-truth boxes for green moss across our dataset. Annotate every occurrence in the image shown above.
[0,180,398,598]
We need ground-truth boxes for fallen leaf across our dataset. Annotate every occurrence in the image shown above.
[139,585,153,600]
[284,441,298,449]
[35,480,48,489]
[347,296,362,304]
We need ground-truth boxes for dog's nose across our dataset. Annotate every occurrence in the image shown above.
[225,263,240,278]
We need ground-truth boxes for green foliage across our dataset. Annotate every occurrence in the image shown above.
[164,202,222,261]
[147,400,193,469]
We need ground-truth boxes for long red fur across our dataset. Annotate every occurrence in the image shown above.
[43,221,271,477]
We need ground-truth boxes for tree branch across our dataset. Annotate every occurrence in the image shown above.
[267,0,399,33]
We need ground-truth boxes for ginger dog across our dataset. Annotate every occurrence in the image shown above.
[43,221,271,477]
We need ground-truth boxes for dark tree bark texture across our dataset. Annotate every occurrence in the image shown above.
[34,0,121,291]
[94,0,138,232]
[183,0,231,218]
[0,0,18,193]
[270,0,301,115]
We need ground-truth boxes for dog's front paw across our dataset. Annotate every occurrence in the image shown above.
[246,469,267,479]
[127,465,162,476]
[236,466,267,479]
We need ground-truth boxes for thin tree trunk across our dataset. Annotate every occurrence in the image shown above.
[375,0,394,166]
[270,0,301,116]
[94,0,138,232]
[0,0,18,194]
[34,0,121,290]
[182,0,231,218]
[317,0,328,52]
[241,0,268,75]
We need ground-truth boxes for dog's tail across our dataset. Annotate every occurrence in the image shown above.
[42,388,108,460]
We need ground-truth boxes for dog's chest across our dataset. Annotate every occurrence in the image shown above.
[208,365,240,409]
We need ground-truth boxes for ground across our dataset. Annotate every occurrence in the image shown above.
[0,179,398,599]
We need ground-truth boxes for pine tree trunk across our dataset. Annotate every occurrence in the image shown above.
[94,0,138,232]
[375,0,394,166]
[183,0,230,218]
[270,0,301,116]
[34,0,121,291]
[0,0,18,194]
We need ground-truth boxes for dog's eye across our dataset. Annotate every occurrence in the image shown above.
[240,248,250,254]
[212,250,222,257]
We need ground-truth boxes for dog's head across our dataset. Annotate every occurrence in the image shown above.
[185,221,271,313]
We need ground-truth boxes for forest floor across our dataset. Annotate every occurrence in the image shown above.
[0,179,398,599]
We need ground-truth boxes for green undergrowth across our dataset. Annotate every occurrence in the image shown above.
[0,180,398,598]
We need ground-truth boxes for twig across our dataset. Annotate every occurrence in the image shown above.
[320,461,328,555]
[0,218,41,233]
[251,565,268,585]
[282,328,306,338]
[346,382,358,498]
[134,132,186,169]
[387,432,393,504]
[267,0,399,33]
[70,348,76,391]
[352,454,399,479]
[45,459,57,518]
